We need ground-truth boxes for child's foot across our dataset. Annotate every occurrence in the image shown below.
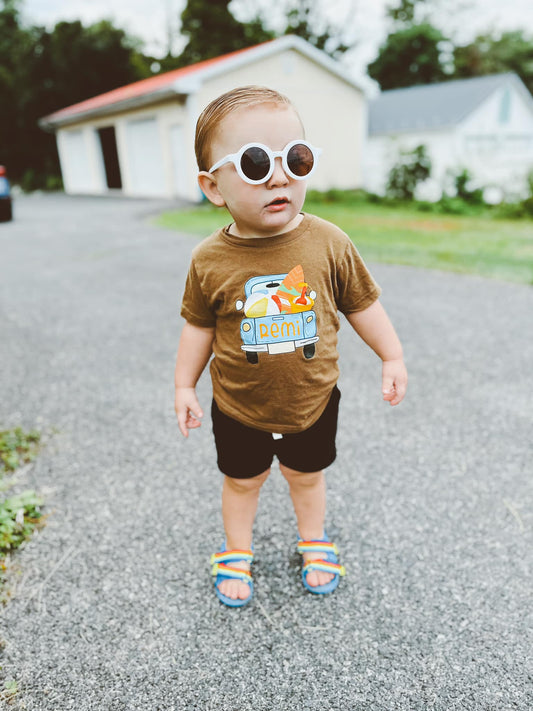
[297,537,346,594]
[216,560,252,602]
[301,552,335,588]
[211,548,254,607]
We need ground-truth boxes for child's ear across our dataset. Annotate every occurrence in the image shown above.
[198,172,226,207]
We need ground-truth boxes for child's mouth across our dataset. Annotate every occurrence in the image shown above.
[266,197,289,210]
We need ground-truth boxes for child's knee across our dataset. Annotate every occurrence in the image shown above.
[280,464,323,488]
[224,468,270,493]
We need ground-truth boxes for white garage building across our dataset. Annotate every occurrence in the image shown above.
[40,36,366,202]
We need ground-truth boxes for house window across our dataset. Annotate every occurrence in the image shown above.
[465,135,500,154]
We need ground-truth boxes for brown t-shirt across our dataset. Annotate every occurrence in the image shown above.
[180,213,381,433]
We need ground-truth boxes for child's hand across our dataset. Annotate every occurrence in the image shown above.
[175,387,204,438]
[382,358,408,406]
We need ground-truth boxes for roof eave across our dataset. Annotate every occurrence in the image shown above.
[40,35,365,131]
[173,35,365,95]
[369,123,458,137]
[39,86,184,131]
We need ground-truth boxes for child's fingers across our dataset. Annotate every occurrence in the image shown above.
[177,411,190,438]
[384,377,407,406]
[178,405,203,438]
[186,411,203,429]
[382,374,395,400]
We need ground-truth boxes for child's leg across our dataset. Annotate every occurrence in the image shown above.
[279,464,335,588]
[219,468,270,601]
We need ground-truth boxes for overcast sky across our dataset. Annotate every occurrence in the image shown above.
[21,0,533,90]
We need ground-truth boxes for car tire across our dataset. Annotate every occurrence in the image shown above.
[303,344,315,359]
[246,352,259,364]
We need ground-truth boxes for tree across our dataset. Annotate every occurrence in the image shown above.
[387,0,421,26]
[454,31,533,95]
[0,0,38,182]
[282,0,351,58]
[368,23,450,90]
[178,0,273,67]
[0,11,148,188]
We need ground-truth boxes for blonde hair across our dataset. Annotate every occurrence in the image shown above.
[195,85,297,172]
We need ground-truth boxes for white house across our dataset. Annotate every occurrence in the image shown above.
[39,36,366,202]
[363,73,533,201]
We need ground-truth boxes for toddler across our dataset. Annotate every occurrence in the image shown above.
[175,86,407,607]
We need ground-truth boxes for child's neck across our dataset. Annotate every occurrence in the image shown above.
[229,213,304,240]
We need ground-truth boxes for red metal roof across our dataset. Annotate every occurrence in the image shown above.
[42,41,274,125]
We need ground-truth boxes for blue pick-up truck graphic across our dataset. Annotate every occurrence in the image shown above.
[236,273,319,364]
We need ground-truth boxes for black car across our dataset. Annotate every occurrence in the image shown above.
[0,165,13,222]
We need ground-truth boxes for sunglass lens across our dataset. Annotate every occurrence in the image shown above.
[287,143,314,177]
[241,146,270,181]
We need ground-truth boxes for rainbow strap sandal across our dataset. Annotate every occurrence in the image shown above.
[211,547,254,607]
[297,534,346,595]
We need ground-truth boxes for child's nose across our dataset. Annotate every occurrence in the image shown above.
[267,157,289,186]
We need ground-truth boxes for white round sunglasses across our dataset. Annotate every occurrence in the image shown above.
[208,140,322,185]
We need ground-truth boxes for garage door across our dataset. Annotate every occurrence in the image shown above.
[60,130,95,193]
[125,118,166,196]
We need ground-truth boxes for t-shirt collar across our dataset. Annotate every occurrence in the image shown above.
[220,213,311,248]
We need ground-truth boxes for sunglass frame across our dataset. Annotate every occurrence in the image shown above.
[209,140,322,185]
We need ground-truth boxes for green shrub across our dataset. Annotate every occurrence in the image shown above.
[522,196,533,217]
[454,169,484,205]
[386,145,432,201]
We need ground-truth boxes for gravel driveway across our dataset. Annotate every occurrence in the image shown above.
[0,194,531,710]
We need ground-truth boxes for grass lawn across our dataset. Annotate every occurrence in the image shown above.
[155,199,533,285]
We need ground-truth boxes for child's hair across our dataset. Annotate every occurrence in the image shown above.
[195,85,296,172]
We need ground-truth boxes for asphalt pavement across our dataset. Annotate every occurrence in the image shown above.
[0,193,531,710]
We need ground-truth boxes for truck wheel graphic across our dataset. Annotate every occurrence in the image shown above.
[246,352,259,364]
[303,344,316,359]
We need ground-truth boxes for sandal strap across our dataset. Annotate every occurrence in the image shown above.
[297,540,339,556]
[303,559,346,577]
[211,562,252,583]
[210,549,254,565]
[210,549,253,583]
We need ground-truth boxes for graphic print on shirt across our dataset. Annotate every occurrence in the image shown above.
[235,265,319,364]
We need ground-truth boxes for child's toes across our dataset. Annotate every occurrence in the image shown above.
[305,569,334,588]
[237,583,251,600]
[220,579,251,601]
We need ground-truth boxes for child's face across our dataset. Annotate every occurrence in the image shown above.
[200,104,309,239]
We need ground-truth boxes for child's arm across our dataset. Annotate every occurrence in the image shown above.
[174,322,215,437]
[346,300,407,407]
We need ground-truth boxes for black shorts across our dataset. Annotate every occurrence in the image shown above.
[211,386,340,479]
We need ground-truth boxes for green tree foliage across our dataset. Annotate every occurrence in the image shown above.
[176,0,353,68]
[454,31,533,95]
[368,23,449,89]
[386,144,432,200]
[387,0,419,25]
[0,6,148,188]
[282,0,350,58]
[0,1,30,177]
[178,0,273,67]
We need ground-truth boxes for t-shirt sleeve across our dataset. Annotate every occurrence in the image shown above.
[180,260,216,327]
[335,240,381,314]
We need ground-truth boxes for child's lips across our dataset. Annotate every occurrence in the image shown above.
[266,197,289,211]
